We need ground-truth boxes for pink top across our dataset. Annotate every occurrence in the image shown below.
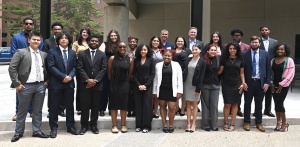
[271,57,295,87]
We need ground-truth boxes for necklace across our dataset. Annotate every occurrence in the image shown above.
[163,63,170,67]
[229,58,236,64]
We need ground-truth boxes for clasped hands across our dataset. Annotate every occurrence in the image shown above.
[63,75,72,83]
[86,79,97,88]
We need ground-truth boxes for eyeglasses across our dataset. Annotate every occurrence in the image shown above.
[24,23,33,25]
[119,46,126,48]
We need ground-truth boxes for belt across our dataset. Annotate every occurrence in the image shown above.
[252,78,260,81]
[26,81,44,84]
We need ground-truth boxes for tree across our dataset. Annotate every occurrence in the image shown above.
[0,0,40,39]
[52,0,103,37]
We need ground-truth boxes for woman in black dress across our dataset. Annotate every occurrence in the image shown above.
[133,44,155,133]
[108,42,134,133]
[218,43,245,131]
[173,36,188,116]
[153,49,183,133]
[271,43,295,132]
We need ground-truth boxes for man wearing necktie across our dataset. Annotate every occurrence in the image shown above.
[242,36,271,132]
[47,32,78,138]
[77,34,107,135]
[9,32,49,142]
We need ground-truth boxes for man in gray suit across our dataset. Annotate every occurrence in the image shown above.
[259,25,279,117]
[9,32,49,142]
[185,27,204,56]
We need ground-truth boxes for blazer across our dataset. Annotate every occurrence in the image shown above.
[77,49,107,90]
[185,39,205,55]
[153,61,183,97]
[243,49,271,88]
[183,57,206,93]
[47,47,77,89]
[259,37,278,59]
[270,57,295,87]
[11,32,44,55]
[43,37,57,53]
[9,47,48,88]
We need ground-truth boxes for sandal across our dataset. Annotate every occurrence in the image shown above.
[190,124,196,133]
[223,123,229,131]
[228,124,235,131]
[169,127,174,133]
[274,121,281,131]
[185,125,191,132]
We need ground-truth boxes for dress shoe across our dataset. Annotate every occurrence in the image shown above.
[77,111,81,115]
[121,126,128,133]
[32,132,49,138]
[211,128,219,131]
[264,111,275,117]
[253,113,255,116]
[67,127,78,135]
[127,111,132,117]
[111,126,119,133]
[131,112,136,117]
[153,114,159,119]
[243,123,250,131]
[237,111,244,117]
[204,128,211,131]
[99,111,105,117]
[198,108,200,112]
[59,111,66,117]
[91,126,99,134]
[49,130,57,138]
[256,124,265,132]
[175,108,181,115]
[79,127,87,135]
[11,133,23,142]
[12,114,17,121]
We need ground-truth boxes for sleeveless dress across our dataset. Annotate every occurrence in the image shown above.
[109,55,130,110]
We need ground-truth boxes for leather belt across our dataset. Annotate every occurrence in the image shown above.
[26,81,44,84]
[252,78,260,81]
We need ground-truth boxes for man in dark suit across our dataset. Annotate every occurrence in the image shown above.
[185,27,205,56]
[259,25,279,117]
[43,22,66,118]
[47,32,78,138]
[9,32,49,142]
[243,36,271,132]
[77,34,107,135]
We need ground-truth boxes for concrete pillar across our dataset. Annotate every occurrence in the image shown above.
[202,0,210,44]
[104,6,129,43]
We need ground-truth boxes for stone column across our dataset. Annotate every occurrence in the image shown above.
[104,6,129,43]
[202,0,210,44]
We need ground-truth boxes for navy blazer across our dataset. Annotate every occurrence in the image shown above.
[77,49,107,90]
[47,47,77,89]
[183,57,206,93]
[259,37,278,59]
[243,49,271,88]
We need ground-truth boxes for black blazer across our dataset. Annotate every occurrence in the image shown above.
[47,47,77,89]
[43,37,57,53]
[77,49,107,90]
[183,57,206,93]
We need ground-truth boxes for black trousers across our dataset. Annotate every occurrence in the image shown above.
[272,87,289,112]
[49,87,75,130]
[128,80,135,112]
[264,88,272,113]
[75,76,81,111]
[47,89,65,113]
[99,73,109,111]
[80,89,101,127]
[134,86,153,130]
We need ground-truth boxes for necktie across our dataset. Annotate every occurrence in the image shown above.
[252,51,257,77]
[91,50,95,62]
[63,49,68,71]
[33,52,41,82]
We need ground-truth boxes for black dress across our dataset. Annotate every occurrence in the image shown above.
[221,57,244,104]
[158,63,177,102]
[173,50,187,71]
[109,55,130,110]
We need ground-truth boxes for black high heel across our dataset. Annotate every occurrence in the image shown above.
[280,123,289,132]
[274,121,281,131]
[175,108,181,115]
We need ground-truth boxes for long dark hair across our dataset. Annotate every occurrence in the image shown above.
[106,30,120,54]
[209,32,223,47]
[78,27,91,45]
[203,44,217,64]
[135,44,153,60]
[174,36,187,49]
[149,36,162,49]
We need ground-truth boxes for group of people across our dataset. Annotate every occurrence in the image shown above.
[8,17,295,142]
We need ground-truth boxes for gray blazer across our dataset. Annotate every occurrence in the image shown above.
[259,37,278,59]
[9,47,48,88]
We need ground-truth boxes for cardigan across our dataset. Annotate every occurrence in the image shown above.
[271,57,295,87]
[153,61,183,97]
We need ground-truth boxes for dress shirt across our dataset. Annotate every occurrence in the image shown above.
[262,37,269,51]
[89,48,96,60]
[189,39,196,50]
[251,49,260,79]
[26,47,44,83]
[59,45,68,59]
